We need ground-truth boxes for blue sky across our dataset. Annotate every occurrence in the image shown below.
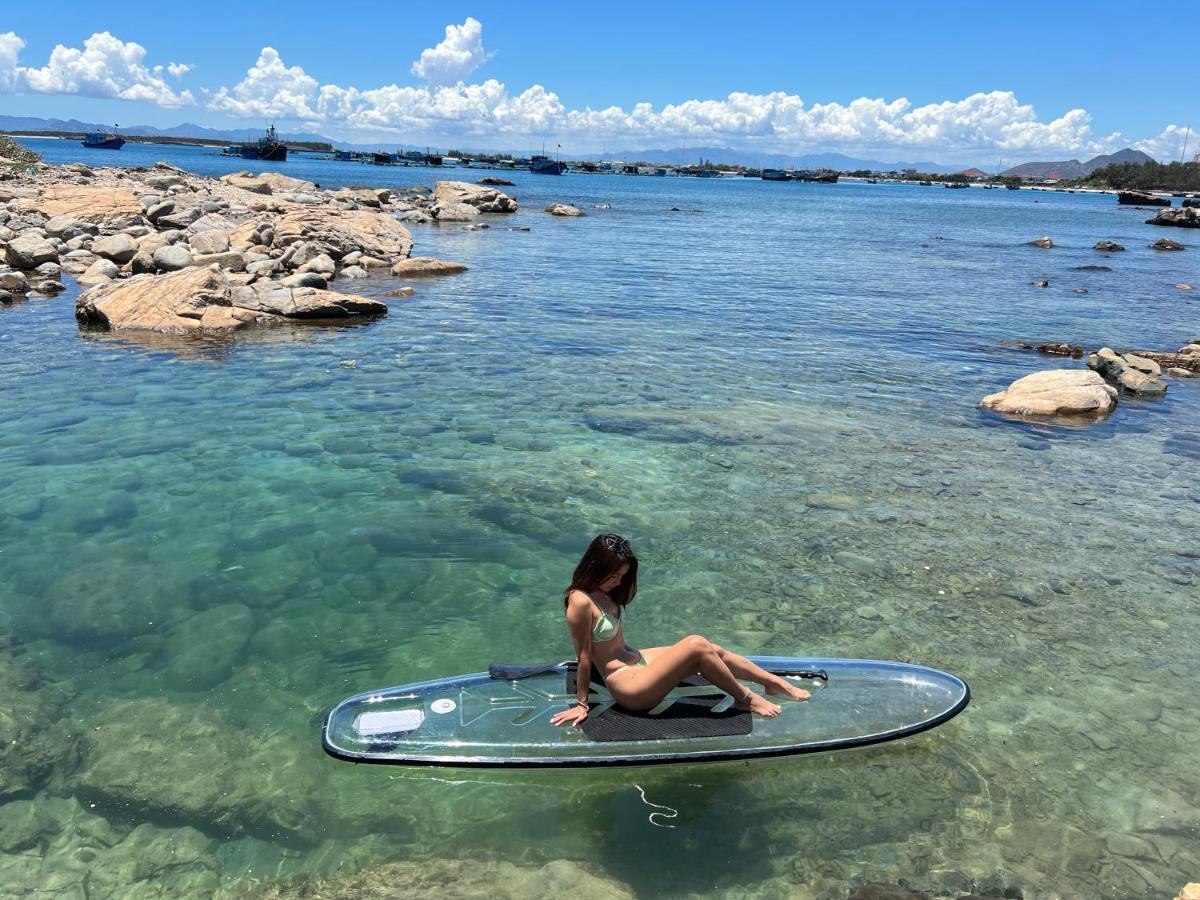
[2,2,1197,162]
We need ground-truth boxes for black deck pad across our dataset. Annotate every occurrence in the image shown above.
[580,694,752,742]
[566,670,751,741]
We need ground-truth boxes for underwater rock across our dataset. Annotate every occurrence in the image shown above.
[0,794,219,898]
[246,856,635,900]
[72,696,323,837]
[980,369,1117,420]
[0,635,77,799]
[163,603,255,690]
[847,884,929,900]
[1028,236,1054,249]
[1093,240,1125,252]
[805,493,860,511]
[44,561,163,643]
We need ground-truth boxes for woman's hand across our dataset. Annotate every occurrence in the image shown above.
[551,704,589,727]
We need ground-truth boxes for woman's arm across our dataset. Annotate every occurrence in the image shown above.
[550,591,594,727]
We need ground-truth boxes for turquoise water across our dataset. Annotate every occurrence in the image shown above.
[2,137,1199,898]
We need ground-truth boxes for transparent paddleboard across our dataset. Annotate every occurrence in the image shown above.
[321,657,970,768]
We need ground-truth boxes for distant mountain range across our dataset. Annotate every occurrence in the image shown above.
[0,114,333,146]
[1000,148,1155,180]
[0,114,1160,175]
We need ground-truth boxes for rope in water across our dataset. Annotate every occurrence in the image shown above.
[633,784,678,828]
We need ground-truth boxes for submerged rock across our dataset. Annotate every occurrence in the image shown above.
[980,369,1118,420]
[546,203,585,216]
[248,857,635,900]
[0,635,77,799]
[1093,239,1125,252]
[1028,236,1054,249]
[1151,237,1186,251]
[390,257,468,276]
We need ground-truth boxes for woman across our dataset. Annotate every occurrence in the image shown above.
[550,534,810,728]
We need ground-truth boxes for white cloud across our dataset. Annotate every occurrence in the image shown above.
[1130,124,1196,163]
[410,17,491,86]
[167,62,191,79]
[207,47,318,119]
[0,32,25,93]
[0,31,193,108]
[201,21,1179,161]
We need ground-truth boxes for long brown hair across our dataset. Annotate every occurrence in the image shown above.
[563,533,639,610]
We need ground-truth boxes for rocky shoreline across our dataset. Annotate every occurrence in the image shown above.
[0,159,516,333]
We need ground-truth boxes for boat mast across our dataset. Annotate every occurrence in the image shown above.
[1180,125,1191,164]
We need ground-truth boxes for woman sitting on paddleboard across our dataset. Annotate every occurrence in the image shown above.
[551,534,810,727]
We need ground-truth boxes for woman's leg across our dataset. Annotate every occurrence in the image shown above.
[709,645,810,701]
[607,636,780,717]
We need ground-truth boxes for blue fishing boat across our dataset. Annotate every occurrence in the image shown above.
[81,131,125,150]
[238,125,288,162]
[530,154,567,175]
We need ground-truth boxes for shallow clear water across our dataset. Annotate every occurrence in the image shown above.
[2,137,1199,898]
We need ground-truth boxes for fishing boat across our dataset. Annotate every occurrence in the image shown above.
[531,154,567,175]
[81,131,125,150]
[372,152,394,166]
[239,125,288,162]
[761,169,791,181]
[794,170,839,184]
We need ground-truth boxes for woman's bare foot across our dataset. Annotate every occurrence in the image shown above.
[734,691,781,717]
[765,677,811,702]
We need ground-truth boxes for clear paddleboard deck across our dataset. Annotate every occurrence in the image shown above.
[322,657,970,768]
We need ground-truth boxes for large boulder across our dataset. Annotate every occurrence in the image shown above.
[231,279,387,319]
[91,233,140,264]
[272,207,413,261]
[980,369,1117,420]
[390,257,468,276]
[34,184,142,224]
[1087,347,1168,396]
[153,244,194,272]
[1094,240,1125,252]
[1118,190,1170,206]
[545,203,584,217]
[5,233,59,269]
[1146,207,1200,228]
[433,180,518,213]
[76,266,235,332]
[218,171,316,196]
[431,201,479,221]
[44,215,97,241]
[188,230,230,255]
[76,265,386,333]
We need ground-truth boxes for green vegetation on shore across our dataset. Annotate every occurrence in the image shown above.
[0,134,41,168]
[1082,160,1200,192]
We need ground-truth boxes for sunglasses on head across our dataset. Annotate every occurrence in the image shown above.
[600,534,631,556]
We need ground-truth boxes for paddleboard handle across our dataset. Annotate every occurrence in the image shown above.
[488,660,574,680]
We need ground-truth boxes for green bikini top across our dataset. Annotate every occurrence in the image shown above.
[592,605,622,642]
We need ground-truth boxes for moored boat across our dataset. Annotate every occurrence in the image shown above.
[81,132,125,150]
[761,169,791,181]
[531,154,567,175]
[239,125,288,162]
